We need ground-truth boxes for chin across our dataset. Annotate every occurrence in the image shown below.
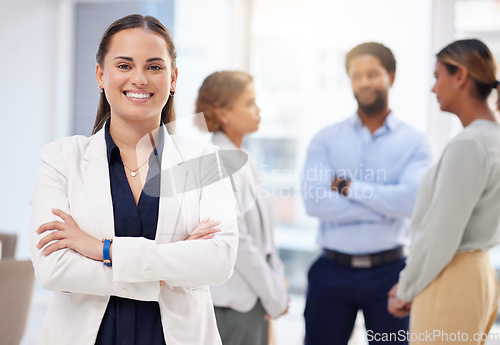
[439,104,448,112]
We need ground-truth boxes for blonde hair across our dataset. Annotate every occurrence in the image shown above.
[437,39,499,111]
[194,71,253,132]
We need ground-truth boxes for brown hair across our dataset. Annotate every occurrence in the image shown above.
[194,71,253,132]
[437,39,499,111]
[345,42,396,74]
[92,14,177,135]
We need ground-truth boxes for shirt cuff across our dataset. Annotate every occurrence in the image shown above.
[396,281,414,302]
[345,180,373,201]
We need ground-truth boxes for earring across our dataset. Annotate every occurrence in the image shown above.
[169,90,175,96]
[98,87,104,94]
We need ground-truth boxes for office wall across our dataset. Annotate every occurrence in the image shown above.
[0,0,72,258]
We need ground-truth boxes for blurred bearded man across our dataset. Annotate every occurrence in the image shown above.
[301,42,433,345]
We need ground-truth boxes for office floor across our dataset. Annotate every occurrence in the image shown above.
[21,288,500,345]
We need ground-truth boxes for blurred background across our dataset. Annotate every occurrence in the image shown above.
[1,0,500,344]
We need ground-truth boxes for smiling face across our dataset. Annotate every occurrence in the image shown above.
[348,54,394,115]
[95,28,177,127]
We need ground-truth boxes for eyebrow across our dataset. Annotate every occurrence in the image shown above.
[114,56,166,63]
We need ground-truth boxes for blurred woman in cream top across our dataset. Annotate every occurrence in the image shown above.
[389,39,500,344]
[195,71,289,345]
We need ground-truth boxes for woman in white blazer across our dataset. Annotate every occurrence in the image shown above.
[30,15,238,345]
[195,71,289,345]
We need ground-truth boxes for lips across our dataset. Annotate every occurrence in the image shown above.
[357,90,376,98]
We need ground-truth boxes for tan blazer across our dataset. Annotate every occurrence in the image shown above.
[29,126,238,345]
[209,132,288,318]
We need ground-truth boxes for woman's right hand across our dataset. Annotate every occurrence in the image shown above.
[185,218,221,240]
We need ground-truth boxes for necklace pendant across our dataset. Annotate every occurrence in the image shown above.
[130,171,137,177]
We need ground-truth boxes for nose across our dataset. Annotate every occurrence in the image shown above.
[358,76,371,88]
[131,69,148,86]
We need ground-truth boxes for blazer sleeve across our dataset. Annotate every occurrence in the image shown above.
[30,142,161,301]
[111,148,239,287]
[231,212,288,318]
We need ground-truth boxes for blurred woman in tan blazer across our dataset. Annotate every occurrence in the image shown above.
[195,71,289,345]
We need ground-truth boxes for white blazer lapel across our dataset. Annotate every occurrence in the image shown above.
[81,129,115,240]
[156,128,186,243]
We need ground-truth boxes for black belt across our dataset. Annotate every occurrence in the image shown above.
[322,247,406,269]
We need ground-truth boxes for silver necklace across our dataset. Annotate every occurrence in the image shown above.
[123,156,149,177]
[121,133,157,177]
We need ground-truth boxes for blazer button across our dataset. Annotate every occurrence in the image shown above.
[145,270,153,279]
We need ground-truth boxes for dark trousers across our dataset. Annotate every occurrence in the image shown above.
[304,256,409,345]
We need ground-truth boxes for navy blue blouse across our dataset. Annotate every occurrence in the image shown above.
[95,121,166,345]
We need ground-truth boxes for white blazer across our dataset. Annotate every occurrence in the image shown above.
[209,132,288,318]
[29,126,238,345]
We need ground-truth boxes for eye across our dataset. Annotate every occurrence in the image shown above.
[148,65,163,71]
[117,64,131,70]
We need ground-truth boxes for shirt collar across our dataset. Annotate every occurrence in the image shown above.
[104,119,118,162]
[212,131,250,153]
[152,124,165,160]
[350,111,397,133]
[384,112,397,131]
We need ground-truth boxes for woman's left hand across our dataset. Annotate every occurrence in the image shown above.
[185,218,221,240]
[36,208,103,261]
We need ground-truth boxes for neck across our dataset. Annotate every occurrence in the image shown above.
[357,108,391,133]
[456,100,496,127]
[109,116,160,150]
[109,116,161,167]
[221,129,244,149]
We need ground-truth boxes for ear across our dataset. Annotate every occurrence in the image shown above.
[388,71,395,87]
[214,107,228,125]
[95,64,104,89]
[455,65,469,89]
[171,67,179,89]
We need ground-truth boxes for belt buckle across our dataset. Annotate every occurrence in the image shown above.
[351,255,372,268]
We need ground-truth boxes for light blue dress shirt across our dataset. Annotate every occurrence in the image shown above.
[302,113,433,254]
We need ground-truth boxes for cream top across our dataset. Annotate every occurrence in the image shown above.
[397,120,500,301]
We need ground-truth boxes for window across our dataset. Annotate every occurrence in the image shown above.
[247,0,433,293]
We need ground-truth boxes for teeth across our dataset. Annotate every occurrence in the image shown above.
[126,92,151,99]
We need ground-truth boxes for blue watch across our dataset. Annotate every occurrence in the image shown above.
[102,238,113,266]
